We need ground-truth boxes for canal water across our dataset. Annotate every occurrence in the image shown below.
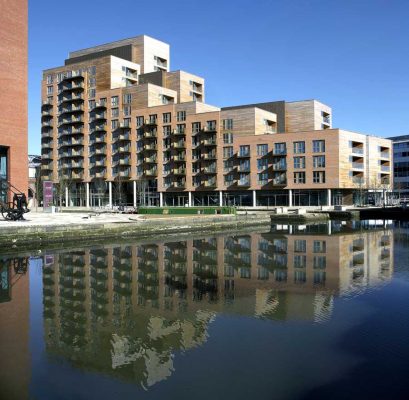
[1,220,409,400]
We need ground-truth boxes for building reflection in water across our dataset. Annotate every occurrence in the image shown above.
[41,220,394,389]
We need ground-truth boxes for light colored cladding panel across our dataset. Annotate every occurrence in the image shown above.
[286,101,316,132]
[221,108,256,136]
[313,101,332,129]
[254,108,277,135]
[143,36,170,74]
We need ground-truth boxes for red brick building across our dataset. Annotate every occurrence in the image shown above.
[0,0,28,198]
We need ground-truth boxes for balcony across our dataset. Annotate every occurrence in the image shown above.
[92,170,107,179]
[144,118,157,126]
[173,154,186,162]
[272,148,286,156]
[351,145,364,155]
[42,151,53,160]
[352,175,365,184]
[90,134,106,144]
[201,138,217,146]
[172,141,186,149]
[113,132,131,142]
[90,159,106,168]
[90,101,107,111]
[380,165,390,172]
[61,70,84,81]
[173,128,185,136]
[237,152,250,158]
[89,113,107,123]
[90,146,106,156]
[90,124,107,133]
[60,172,84,180]
[41,139,54,149]
[59,138,84,148]
[237,179,251,187]
[42,119,53,128]
[143,143,157,151]
[380,151,390,159]
[144,168,157,176]
[174,180,186,188]
[272,163,287,171]
[58,94,84,105]
[59,150,84,158]
[58,116,83,127]
[352,162,364,170]
[238,164,251,172]
[204,180,217,187]
[113,157,131,166]
[59,105,84,115]
[62,161,84,169]
[203,153,217,160]
[172,168,186,175]
[203,124,217,133]
[42,108,53,116]
[272,177,287,186]
[42,162,53,171]
[143,130,157,138]
[203,166,217,174]
[113,145,131,154]
[115,169,131,178]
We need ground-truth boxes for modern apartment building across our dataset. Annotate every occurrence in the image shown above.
[388,135,409,197]
[0,0,28,199]
[41,35,392,207]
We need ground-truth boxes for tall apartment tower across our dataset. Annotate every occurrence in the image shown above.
[0,0,28,199]
[41,35,392,208]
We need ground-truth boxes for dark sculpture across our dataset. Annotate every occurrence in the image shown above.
[0,179,30,221]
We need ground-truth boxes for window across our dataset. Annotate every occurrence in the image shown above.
[294,172,306,184]
[294,156,305,169]
[176,124,186,134]
[313,140,325,153]
[313,171,326,183]
[294,255,307,268]
[313,155,325,168]
[313,240,326,253]
[257,158,268,171]
[123,93,132,104]
[239,145,250,157]
[111,120,119,130]
[192,122,201,133]
[163,125,171,136]
[88,77,96,87]
[111,96,119,107]
[46,75,53,84]
[47,86,53,95]
[111,108,119,118]
[123,105,131,116]
[163,112,171,124]
[274,143,286,155]
[313,256,327,269]
[223,119,233,130]
[88,100,95,109]
[88,66,96,75]
[224,174,234,185]
[223,146,234,159]
[224,160,234,172]
[136,116,144,127]
[257,144,268,156]
[207,120,216,131]
[294,141,305,154]
[258,173,268,185]
[88,88,96,98]
[239,159,250,171]
[294,240,306,253]
[149,114,157,124]
[123,118,131,127]
[223,133,233,144]
[177,111,186,122]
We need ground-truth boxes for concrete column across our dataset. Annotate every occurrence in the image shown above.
[133,181,137,207]
[188,191,192,207]
[65,186,69,207]
[288,189,293,207]
[327,189,332,207]
[108,181,112,208]
[159,192,163,207]
[252,190,257,207]
[219,191,223,207]
[86,182,90,208]
[328,221,332,235]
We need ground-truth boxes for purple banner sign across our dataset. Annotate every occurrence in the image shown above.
[43,181,53,208]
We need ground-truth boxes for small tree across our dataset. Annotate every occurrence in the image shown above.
[56,168,73,207]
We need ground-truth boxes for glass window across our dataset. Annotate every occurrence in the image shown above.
[274,143,286,155]
[294,240,306,252]
[313,140,325,153]
[123,93,132,104]
[163,112,171,124]
[223,133,233,144]
[149,114,157,124]
[257,158,268,171]
[88,88,96,98]
[111,108,119,118]
[223,147,234,159]
[257,173,268,185]
[313,171,326,183]
[111,120,118,130]
[294,141,305,154]
[313,256,327,269]
[177,111,186,122]
[313,240,326,253]
[163,125,171,136]
[111,96,119,107]
[239,145,250,157]
[294,156,305,169]
[313,155,325,168]
[223,119,233,130]
[192,122,201,133]
[294,255,307,268]
[123,105,131,116]
[257,144,268,156]
[136,116,144,126]
[294,172,306,184]
[223,160,234,172]
[46,75,53,84]
[47,86,53,95]
[207,120,217,131]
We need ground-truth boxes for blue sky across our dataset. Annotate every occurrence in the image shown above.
[29,0,409,154]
